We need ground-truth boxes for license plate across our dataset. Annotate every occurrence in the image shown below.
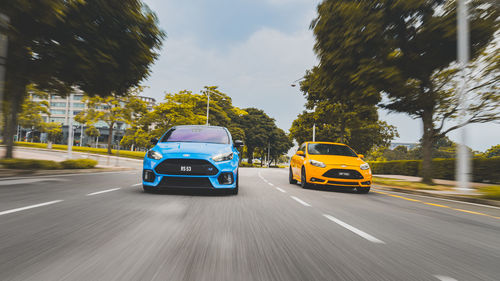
[339,172,350,176]
[180,166,192,172]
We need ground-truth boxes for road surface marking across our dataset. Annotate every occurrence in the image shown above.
[290,196,311,207]
[434,276,458,281]
[374,188,500,210]
[323,214,385,244]
[268,183,274,186]
[87,188,121,196]
[276,187,286,193]
[0,200,63,216]
[374,190,500,220]
[132,183,142,186]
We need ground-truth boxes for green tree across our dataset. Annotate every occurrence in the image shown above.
[483,145,500,158]
[238,108,276,164]
[85,126,100,148]
[42,122,62,146]
[310,0,498,184]
[77,93,143,154]
[17,86,50,136]
[1,0,164,158]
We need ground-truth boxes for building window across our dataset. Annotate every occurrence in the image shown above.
[50,102,67,107]
[73,95,83,100]
[73,103,85,108]
[50,110,66,115]
[50,117,65,124]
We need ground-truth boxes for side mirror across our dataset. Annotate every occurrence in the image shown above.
[150,138,159,145]
[233,140,244,148]
[296,150,305,157]
[358,154,364,159]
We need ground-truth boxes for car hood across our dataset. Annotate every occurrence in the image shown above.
[309,155,365,167]
[155,142,232,157]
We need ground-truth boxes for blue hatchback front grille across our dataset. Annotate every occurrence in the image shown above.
[154,159,219,176]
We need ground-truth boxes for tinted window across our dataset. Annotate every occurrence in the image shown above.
[307,143,358,157]
[160,127,229,144]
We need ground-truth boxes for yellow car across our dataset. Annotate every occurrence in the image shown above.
[289,142,372,193]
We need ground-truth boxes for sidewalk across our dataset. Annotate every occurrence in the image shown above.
[373,174,500,207]
[374,174,495,188]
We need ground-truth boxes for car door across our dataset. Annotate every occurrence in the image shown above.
[292,143,307,177]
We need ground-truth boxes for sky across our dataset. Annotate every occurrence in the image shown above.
[140,0,499,152]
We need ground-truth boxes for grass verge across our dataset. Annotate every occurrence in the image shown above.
[15,142,145,160]
[372,177,453,191]
[478,186,500,200]
[0,158,98,170]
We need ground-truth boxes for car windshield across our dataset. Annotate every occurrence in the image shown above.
[307,143,358,157]
[160,127,229,144]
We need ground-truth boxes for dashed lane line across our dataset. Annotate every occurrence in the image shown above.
[434,275,458,281]
[86,188,121,196]
[0,200,63,216]
[132,183,142,186]
[290,196,311,207]
[323,214,385,244]
[276,187,287,193]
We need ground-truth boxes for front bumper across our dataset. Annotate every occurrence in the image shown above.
[142,156,238,189]
[306,165,372,188]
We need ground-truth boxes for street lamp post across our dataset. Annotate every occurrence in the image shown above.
[206,91,210,126]
[456,0,470,191]
[67,93,74,158]
[0,14,9,140]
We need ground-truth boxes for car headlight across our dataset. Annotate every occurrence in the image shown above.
[147,150,163,160]
[309,159,326,168]
[212,152,233,162]
[360,163,370,170]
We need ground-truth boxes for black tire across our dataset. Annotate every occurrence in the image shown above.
[289,166,297,184]
[357,186,370,194]
[143,185,156,193]
[300,167,311,189]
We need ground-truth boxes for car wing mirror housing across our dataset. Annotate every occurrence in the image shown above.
[234,140,244,148]
[296,150,305,156]
[151,138,159,145]
[358,154,364,159]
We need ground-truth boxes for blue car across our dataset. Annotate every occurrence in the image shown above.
[142,125,243,194]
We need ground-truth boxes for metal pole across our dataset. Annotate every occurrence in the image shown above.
[206,91,210,126]
[67,93,74,158]
[456,0,470,190]
[80,125,83,147]
[267,142,270,167]
[0,14,9,142]
[312,123,316,142]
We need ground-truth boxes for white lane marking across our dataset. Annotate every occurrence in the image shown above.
[276,187,286,193]
[375,188,500,210]
[290,196,311,207]
[268,182,274,186]
[323,214,385,244]
[0,200,63,216]
[86,188,121,196]
[132,183,142,186]
[434,276,458,281]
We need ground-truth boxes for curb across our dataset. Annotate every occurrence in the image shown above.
[11,146,143,162]
[0,167,136,179]
[373,185,500,208]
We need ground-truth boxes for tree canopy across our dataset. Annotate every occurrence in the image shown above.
[0,0,164,157]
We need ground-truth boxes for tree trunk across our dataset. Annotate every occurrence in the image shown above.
[421,109,434,184]
[107,123,114,154]
[4,85,25,159]
[247,147,254,164]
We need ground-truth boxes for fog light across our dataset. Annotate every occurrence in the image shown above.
[218,172,234,185]
[361,181,371,185]
[143,170,156,182]
[310,177,324,183]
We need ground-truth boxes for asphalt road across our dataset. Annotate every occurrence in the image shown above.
[0,168,499,281]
